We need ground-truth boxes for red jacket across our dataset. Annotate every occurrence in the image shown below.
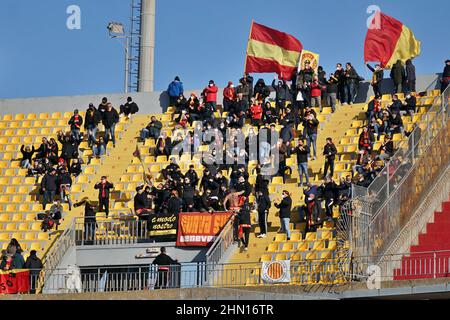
[311,82,322,97]
[223,86,236,101]
[203,85,218,102]
[250,104,263,120]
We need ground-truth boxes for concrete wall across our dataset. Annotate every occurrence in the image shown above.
[0,74,441,116]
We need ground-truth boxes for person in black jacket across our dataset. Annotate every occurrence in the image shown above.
[57,167,73,210]
[167,190,182,215]
[24,250,43,293]
[41,168,57,210]
[300,193,321,240]
[140,116,163,143]
[84,103,101,148]
[253,78,270,101]
[102,103,119,148]
[366,64,384,97]
[274,190,292,240]
[319,176,338,220]
[181,177,196,212]
[272,78,290,113]
[390,60,405,94]
[256,190,271,238]
[291,138,310,187]
[57,132,77,164]
[134,185,151,237]
[68,109,83,141]
[235,201,252,251]
[405,59,416,92]
[152,247,178,289]
[344,62,359,104]
[94,176,114,218]
[303,112,319,159]
[120,96,139,117]
[323,137,337,178]
[74,197,97,243]
[20,145,35,169]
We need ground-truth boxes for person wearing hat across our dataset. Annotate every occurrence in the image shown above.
[202,80,219,112]
[366,63,384,98]
[84,103,101,148]
[167,76,184,107]
[68,109,83,141]
[441,59,450,93]
[120,96,139,118]
[274,190,292,241]
[94,176,114,218]
[223,81,236,112]
[41,168,58,210]
[98,97,109,113]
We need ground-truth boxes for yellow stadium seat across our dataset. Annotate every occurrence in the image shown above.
[281,242,294,252]
[271,176,283,184]
[51,112,62,119]
[275,234,287,242]
[306,252,317,260]
[260,254,272,262]
[327,240,337,250]
[275,253,287,261]
[38,113,49,120]
[290,233,301,241]
[291,253,302,261]
[267,243,279,252]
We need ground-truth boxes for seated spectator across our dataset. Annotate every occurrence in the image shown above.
[140,116,163,143]
[389,94,402,114]
[262,101,279,125]
[92,136,106,158]
[200,189,220,212]
[120,97,139,117]
[253,78,270,102]
[20,145,35,169]
[358,126,375,151]
[388,112,403,135]
[35,137,49,160]
[47,138,59,165]
[366,95,382,122]
[155,131,172,159]
[378,134,394,161]
[401,92,416,120]
[69,158,82,177]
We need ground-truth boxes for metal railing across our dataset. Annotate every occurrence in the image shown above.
[351,86,450,259]
[205,216,235,266]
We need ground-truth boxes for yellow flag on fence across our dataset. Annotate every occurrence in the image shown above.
[298,50,320,72]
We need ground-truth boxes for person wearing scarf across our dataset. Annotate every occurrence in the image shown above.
[94,176,114,218]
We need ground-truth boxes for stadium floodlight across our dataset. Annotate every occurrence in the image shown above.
[107,22,130,93]
[107,22,125,35]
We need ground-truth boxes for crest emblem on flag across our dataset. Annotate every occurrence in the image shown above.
[261,260,291,283]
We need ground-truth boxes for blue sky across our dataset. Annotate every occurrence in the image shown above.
[0,0,448,99]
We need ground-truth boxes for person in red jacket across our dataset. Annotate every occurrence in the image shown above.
[249,98,263,129]
[202,80,219,112]
[310,76,323,111]
[223,81,236,113]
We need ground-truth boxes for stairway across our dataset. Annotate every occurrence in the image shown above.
[227,103,366,264]
[393,194,450,280]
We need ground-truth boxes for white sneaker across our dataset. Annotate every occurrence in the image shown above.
[260,234,267,238]
[244,247,248,252]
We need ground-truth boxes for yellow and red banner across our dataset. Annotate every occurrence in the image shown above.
[176,212,233,247]
[245,21,303,80]
[0,269,30,294]
[298,50,320,73]
[364,12,421,69]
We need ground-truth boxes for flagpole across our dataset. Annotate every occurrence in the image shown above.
[243,19,254,75]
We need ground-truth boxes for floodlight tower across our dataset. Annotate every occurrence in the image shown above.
[138,0,155,92]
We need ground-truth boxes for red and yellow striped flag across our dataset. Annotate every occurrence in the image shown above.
[364,12,421,69]
[245,21,303,80]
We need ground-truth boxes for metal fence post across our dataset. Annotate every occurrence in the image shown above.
[433,252,436,279]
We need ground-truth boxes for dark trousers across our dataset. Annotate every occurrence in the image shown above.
[240,227,250,248]
[372,83,382,97]
[43,190,56,210]
[407,80,416,93]
[278,160,287,182]
[258,210,268,235]
[324,158,334,178]
[98,197,109,217]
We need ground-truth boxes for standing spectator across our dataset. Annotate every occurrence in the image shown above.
[256,190,271,238]
[310,76,322,111]
[405,59,416,92]
[68,109,83,141]
[140,116,163,143]
[296,60,315,107]
[35,137,49,160]
[335,63,346,105]
[49,200,63,230]
[300,193,321,240]
[69,158,82,177]
[167,76,184,107]
[57,132,77,165]
[366,64,384,98]
[272,77,289,113]
[152,247,178,289]
[84,103,101,148]
[323,137,337,178]
[238,74,254,103]
[167,190,182,215]
[235,201,252,251]
[134,185,151,236]
[57,167,73,210]
[291,138,310,187]
[344,62,358,105]
[41,168,57,210]
[102,103,119,148]
[390,60,405,94]
[249,99,263,128]
[20,145,35,169]
[0,244,25,270]
[274,190,292,241]
[253,78,270,102]
[303,112,319,160]
[441,59,450,93]
[98,97,109,113]
[326,73,339,113]
[94,176,114,218]
[24,250,43,294]
[120,97,139,117]
[202,80,219,111]
[74,198,97,243]
[223,81,236,112]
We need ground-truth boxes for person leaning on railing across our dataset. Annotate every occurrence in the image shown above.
[74,197,97,243]
[152,247,179,289]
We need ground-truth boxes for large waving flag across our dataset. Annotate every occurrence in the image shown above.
[364,12,421,69]
[245,21,303,80]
